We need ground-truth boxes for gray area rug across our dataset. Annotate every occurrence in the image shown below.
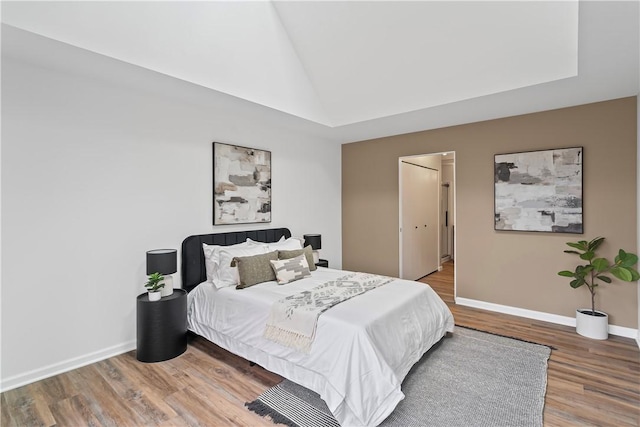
[246,326,551,427]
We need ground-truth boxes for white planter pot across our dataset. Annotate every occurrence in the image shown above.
[148,291,161,301]
[575,309,608,340]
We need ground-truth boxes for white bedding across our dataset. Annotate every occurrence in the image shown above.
[187,267,454,427]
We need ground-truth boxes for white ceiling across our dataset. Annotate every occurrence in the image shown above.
[1,1,638,144]
[273,1,578,126]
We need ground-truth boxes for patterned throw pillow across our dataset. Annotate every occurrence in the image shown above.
[232,251,279,289]
[270,254,311,285]
[278,246,316,271]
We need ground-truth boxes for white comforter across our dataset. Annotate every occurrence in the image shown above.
[187,268,454,427]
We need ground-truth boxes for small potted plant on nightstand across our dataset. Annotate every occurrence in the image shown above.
[558,237,639,340]
[145,272,165,301]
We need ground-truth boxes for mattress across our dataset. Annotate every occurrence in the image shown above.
[187,267,454,426]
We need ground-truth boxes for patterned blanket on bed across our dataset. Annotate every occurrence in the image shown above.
[263,272,394,352]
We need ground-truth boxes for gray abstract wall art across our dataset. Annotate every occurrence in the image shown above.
[494,147,583,233]
[213,142,271,225]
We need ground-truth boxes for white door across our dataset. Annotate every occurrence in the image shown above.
[401,162,439,280]
[422,167,439,275]
[401,162,421,280]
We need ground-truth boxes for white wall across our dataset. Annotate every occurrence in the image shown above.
[1,45,341,389]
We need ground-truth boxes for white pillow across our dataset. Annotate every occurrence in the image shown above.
[246,236,303,251]
[246,236,283,246]
[215,244,269,289]
[268,237,304,251]
[202,241,251,283]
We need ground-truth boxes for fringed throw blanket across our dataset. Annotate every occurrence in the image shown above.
[264,272,394,352]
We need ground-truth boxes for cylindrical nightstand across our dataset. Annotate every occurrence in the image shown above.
[136,288,187,362]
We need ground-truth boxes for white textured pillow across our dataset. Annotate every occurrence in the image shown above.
[270,254,311,285]
[215,244,269,288]
[202,241,252,283]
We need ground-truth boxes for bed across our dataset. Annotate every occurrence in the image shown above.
[182,228,454,427]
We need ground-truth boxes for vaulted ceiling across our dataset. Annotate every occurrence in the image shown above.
[2,1,638,143]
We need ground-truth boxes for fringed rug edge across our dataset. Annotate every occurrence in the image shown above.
[245,399,299,427]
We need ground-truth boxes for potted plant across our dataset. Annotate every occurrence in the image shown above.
[558,237,639,340]
[145,272,165,301]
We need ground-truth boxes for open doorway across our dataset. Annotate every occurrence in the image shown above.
[399,152,456,302]
[440,154,455,263]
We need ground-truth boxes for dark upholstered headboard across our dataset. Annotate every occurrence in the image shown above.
[181,228,292,292]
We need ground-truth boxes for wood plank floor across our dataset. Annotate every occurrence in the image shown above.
[3,261,639,426]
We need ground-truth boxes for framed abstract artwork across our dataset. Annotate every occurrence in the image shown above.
[213,142,271,225]
[494,147,583,233]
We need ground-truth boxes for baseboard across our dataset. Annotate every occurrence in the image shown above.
[455,297,639,342]
[0,340,136,392]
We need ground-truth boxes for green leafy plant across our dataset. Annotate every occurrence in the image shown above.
[558,237,639,315]
[145,272,165,293]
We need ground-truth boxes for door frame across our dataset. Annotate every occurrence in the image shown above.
[398,152,457,299]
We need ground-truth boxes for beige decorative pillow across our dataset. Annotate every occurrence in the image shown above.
[232,251,279,289]
[270,254,311,285]
[278,246,316,271]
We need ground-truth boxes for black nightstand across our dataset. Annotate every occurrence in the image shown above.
[316,259,329,268]
[136,289,187,362]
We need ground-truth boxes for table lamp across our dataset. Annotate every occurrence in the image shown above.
[146,249,177,297]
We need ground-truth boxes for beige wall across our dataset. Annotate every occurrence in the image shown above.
[343,97,638,328]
